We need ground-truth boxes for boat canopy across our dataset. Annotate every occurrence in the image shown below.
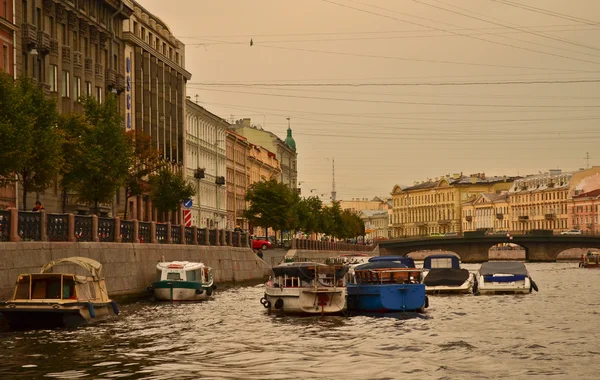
[369,256,416,268]
[40,257,103,281]
[156,261,206,271]
[478,262,528,276]
[423,254,460,270]
[423,268,470,286]
[355,261,408,271]
[272,262,328,281]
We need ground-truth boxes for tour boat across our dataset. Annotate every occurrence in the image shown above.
[474,262,538,295]
[422,254,475,294]
[0,257,119,329]
[260,262,348,315]
[346,256,428,313]
[579,252,600,268]
[150,261,216,301]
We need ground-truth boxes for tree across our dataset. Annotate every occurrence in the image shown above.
[244,179,296,238]
[296,196,324,235]
[61,96,132,214]
[123,131,166,220]
[0,73,61,210]
[149,169,196,220]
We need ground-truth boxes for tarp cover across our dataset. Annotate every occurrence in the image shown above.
[369,256,416,268]
[478,262,528,276]
[355,261,408,271]
[40,257,104,280]
[423,254,460,270]
[423,268,470,286]
[272,262,328,282]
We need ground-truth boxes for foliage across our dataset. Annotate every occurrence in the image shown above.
[244,179,297,235]
[123,131,166,219]
[149,169,196,217]
[60,96,132,214]
[0,73,62,209]
[295,196,323,234]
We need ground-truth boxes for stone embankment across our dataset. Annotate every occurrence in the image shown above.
[0,242,270,299]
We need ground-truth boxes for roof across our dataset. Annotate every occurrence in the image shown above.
[573,189,600,199]
[478,262,528,276]
[360,210,388,218]
[40,257,104,281]
[284,127,296,152]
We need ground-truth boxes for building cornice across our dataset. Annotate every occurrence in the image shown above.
[0,18,18,32]
[124,32,192,79]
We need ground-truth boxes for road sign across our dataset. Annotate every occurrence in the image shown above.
[184,210,192,227]
[183,198,193,209]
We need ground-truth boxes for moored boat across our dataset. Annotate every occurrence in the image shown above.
[579,251,600,268]
[475,262,538,295]
[150,261,215,301]
[422,254,474,294]
[0,257,119,329]
[347,257,428,313]
[260,262,348,315]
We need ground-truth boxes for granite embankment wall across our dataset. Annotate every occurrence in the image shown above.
[0,242,270,299]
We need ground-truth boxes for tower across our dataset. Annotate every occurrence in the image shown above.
[331,158,337,202]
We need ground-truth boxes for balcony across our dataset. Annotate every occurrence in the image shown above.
[85,58,93,74]
[545,213,556,220]
[215,176,225,186]
[21,23,38,47]
[519,215,529,221]
[465,215,472,222]
[116,73,125,91]
[61,46,71,64]
[194,168,205,179]
[50,38,59,55]
[37,31,51,53]
[496,213,503,220]
[95,63,104,79]
[105,68,117,87]
[73,51,83,68]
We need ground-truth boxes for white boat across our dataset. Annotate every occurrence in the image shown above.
[0,257,119,329]
[422,254,475,294]
[150,261,215,301]
[475,262,538,295]
[260,262,348,315]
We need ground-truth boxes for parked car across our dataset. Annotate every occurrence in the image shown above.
[429,233,445,238]
[252,238,272,250]
[444,232,459,237]
[487,230,510,236]
[561,229,582,235]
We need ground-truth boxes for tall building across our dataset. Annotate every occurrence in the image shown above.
[121,2,191,222]
[390,173,515,237]
[185,99,227,229]
[462,192,510,232]
[226,130,249,230]
[231,118,298,190]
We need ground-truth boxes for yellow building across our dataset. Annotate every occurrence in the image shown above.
[391,173,514,237]
[339,197,388,213]
[247,143,281,238]
[462,192,510,232]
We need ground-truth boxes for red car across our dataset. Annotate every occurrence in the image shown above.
[252,238,272,250]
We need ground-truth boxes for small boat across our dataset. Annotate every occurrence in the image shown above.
[150,261,215,301]
[475,262,538,295]
[0,257,119,329]
[347,256,428,313]
[260,262,348,315]
[579,251,600,268]
[422,254,475,294]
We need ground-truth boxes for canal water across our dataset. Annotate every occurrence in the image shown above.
[0,262,598,379]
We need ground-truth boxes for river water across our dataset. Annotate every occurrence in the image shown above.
[0,262,598,379]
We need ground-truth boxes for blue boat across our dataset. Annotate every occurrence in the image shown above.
[347,257,428,313]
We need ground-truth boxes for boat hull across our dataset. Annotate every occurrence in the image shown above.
[347,283,427,312]
[151,280,214,301]
[424,272,475,294]
[475,275,532,295]
[263,286,346,314]
[0,301,117,329]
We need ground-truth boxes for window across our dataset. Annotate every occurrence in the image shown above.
[48,64,58,92]
[2,44,7,72]
[61,70,70,97]
[85,81,92,96]
[2,0,6,20]
[74,76,81,100]
[95,86,102,103]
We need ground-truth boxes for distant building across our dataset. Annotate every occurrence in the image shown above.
[360,209,390,240]
[247,143,281,238]
[462,192,510,232]
[338,197,388,213]
[226,130,249,230]
[569,189,600,235]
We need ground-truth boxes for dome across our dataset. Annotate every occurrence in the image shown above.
[284,127,296,152]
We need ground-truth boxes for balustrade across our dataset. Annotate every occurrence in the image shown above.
[185,227,194,244]
[197,228,207,245]
[0,210,11,242]
[47,214,69,242]
[138,221,151,243]
[156,223,168,244]
[120,220,134,243]
[98,217,115,242]
[74,216,93,242]
[171,225,182,244]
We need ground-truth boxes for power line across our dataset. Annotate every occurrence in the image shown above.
[492,0,600,26]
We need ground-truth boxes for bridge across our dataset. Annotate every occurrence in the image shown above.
[377,235,600,262]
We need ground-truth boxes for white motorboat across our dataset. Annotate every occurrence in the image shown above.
[150,261,216,301]
[422,254,475,294]
[475,262,538,295]
[260,262,348,315]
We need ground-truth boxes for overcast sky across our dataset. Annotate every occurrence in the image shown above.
[138,0,600,200]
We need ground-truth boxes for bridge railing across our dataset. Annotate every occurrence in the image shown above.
[291,238,375,252]
[0,208,249,247]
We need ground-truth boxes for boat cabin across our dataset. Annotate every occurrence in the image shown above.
[580,252,600,268]
[369,256,416,268]
[353,261,422,285]
[423,254,461,270]
[271,262,347,288]
[156,262,211,283]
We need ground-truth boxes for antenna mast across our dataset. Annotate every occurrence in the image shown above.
[331,158,337,202]
[585,152,591,169]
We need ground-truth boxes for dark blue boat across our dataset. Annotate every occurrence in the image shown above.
[347,258,428,313]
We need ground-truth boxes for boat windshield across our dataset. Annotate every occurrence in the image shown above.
[14,274,77,300]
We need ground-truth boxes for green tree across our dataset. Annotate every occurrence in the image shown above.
[244,179,296,238]
[61,96,132,214]
[0,73,61,210]
[296,196,324,234]
[123,131,166,220]
[149,169,196,221]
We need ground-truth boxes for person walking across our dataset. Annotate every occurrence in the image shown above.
[32,201,44,212]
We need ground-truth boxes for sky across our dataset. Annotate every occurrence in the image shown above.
[138,0,600,201]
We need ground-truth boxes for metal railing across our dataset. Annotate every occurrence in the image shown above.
[74,215,93,242]
[156,223,168,244]
[0,210,11,242]
[171,225,182,244]
[185,227,194,244]
[98,217,115,242]
[47,214,69,242]
[120,220,134,243]
[18,211,42,241]
[139,221,151,243]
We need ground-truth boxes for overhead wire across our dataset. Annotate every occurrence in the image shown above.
[491,0,600,26]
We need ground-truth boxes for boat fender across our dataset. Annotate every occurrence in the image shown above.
[146,285,153,293]
[87,302,96,318]
[530,278,539,292]
[472,278,479,295]
[424,296,429,309]
[111,301,120,315]
[211,284,217,290]
[260,298,271,308]
[274,298,284,310]
[206,287,213,297]
[195,289,204,295]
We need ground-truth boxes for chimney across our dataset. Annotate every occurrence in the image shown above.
[471,177,476,184]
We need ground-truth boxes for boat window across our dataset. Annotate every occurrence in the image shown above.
[62,278,76,300]
[156,269,162,281]
[186,270,196,281]
[195,269,203,281]
[167,272,182,281]
[15,275,31,299]
[430,258,453,269]
[31,278,62,299]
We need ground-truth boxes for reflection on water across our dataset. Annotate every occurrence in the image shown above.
[0,263,598,379]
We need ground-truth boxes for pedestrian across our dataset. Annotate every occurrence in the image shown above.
[256,249,264,260]
[32,201,44,212]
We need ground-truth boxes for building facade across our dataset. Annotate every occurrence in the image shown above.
[360,209,390,240]
[462,192,510,232]
[339,197,388,213]
[569,189,600,235]
[226,129,249,230]
[390,173,514,238]
[1,0,15,75]
[185,100,227,229]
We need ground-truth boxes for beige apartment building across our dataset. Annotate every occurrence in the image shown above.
[462,192,510,232]
[339,197,388,213]
[391,173,515,238]
[226,130,249,230]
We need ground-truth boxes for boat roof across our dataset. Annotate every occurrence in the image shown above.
[423,254,461,269]
[156,261,207,270]
[272,262,348,281]
[355,261,408,271]
[40,257,103,281]
[479,262,528,276]
[369,256,416,268]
